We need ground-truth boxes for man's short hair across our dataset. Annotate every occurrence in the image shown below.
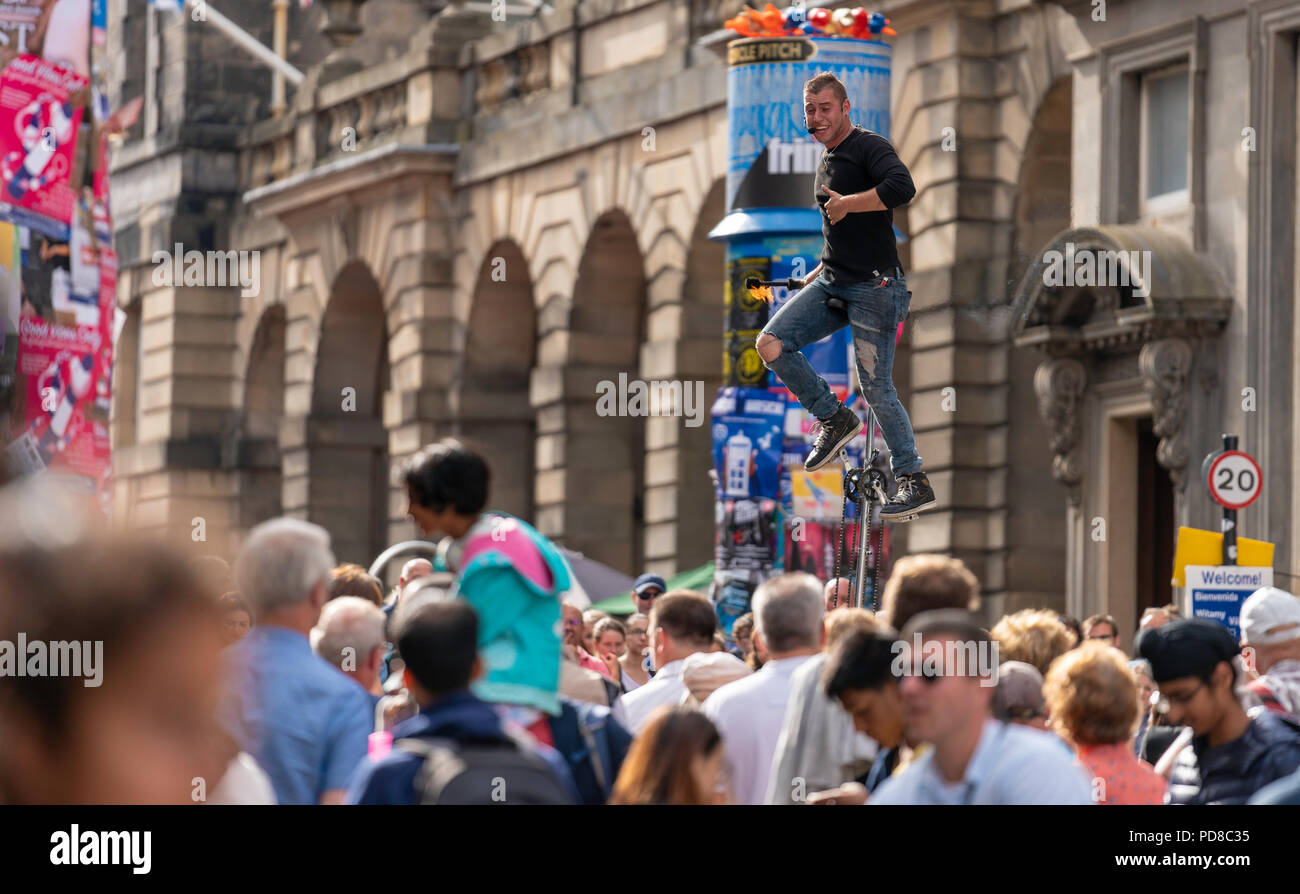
[393,596,479,697]
[880,554,981,631]
[312,596,387,671]
[803,71,847,104]
[753,572,824,654]
[990,609,1074,677]
[1083,613,1119,638]
[399,439,489,515]
[593,617,626,641]
[649,590,716,648]
[400,558,433,583]
[824,629,901,701]
[1140,607,1169,626]
[1044,642,1140,746]
[327,563,384,606]
[235,518,335,617]
[824,606,881,649]
[902,609,992,647]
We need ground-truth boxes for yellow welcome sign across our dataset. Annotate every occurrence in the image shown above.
[1172,526,1274,587]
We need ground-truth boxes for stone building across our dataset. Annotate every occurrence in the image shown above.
[106,0,1299,632]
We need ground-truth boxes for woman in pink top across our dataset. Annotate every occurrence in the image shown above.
[1045,642,1168,805]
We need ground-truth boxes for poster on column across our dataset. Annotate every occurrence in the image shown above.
[9,299,110,485]
[0,52,88,240]
[5,204,112,505]
[0,1,92,77]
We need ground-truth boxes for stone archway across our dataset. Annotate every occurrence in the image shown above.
[303,261,391,565]
[458,240,536,521]
[239,305,286,530]
[668,178,726,572]
[554,210,648,574]
[1003,75,1073,612]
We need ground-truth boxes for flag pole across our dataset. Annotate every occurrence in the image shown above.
[271,0,290,113]
[170,0,305,88]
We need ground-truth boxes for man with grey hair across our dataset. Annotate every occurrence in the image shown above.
[219,518,374,805]
[312,596,388,698]
[702,572,825,803]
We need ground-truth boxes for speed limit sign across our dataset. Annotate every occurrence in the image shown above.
[1208,450,1262,510]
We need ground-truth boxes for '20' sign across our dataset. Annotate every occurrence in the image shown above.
[1208,451,1262,510]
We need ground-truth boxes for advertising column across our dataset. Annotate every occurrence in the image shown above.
[0,0,117,517]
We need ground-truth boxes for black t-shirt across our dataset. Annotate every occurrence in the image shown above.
[814,126,915,282]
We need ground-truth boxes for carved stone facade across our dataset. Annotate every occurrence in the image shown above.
[1033,357,1087,505]
[1139,338,1194,493]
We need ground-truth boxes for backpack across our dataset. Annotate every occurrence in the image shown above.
[395,732,572,805]
[547,696,632,805]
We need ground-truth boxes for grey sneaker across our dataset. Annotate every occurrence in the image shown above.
[804,404,864,472]
[879,471,937,520]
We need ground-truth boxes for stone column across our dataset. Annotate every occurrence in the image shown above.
[113,281,244,557]
[892,5,1014,598]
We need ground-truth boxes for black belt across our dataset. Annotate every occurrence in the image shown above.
[873,266,904,278]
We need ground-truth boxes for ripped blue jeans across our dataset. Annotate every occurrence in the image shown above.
[759,272,922,476]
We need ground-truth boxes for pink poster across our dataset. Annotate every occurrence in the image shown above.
[0,54,87,240]
[11,311,110,482]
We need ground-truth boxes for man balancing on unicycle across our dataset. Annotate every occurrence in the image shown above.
[756,71,935,522]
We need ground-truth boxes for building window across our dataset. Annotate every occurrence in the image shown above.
[1140,66,1189,208]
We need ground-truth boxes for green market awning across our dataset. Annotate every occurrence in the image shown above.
[588,562,716,615]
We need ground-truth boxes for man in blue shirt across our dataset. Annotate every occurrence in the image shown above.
[346,594,578,804]
[869,610,1093,805]
[219,518,374,805]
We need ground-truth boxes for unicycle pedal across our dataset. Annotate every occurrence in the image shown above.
[882,512,921,524]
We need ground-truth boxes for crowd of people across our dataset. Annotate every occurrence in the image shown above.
[2,437,1300,806]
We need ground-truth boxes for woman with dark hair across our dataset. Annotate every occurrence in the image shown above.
[609,706,725,805]
[218,592,253,646]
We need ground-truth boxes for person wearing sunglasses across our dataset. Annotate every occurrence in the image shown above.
[632,573,666,616]
[1082,612,1121,649]
[1137,617,1300,805]
[867,610,1092,805]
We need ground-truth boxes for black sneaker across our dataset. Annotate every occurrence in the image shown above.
[804,404,864,472]
[879,472,936,520]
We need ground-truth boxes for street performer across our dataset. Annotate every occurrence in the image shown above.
[757,72,934,521]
